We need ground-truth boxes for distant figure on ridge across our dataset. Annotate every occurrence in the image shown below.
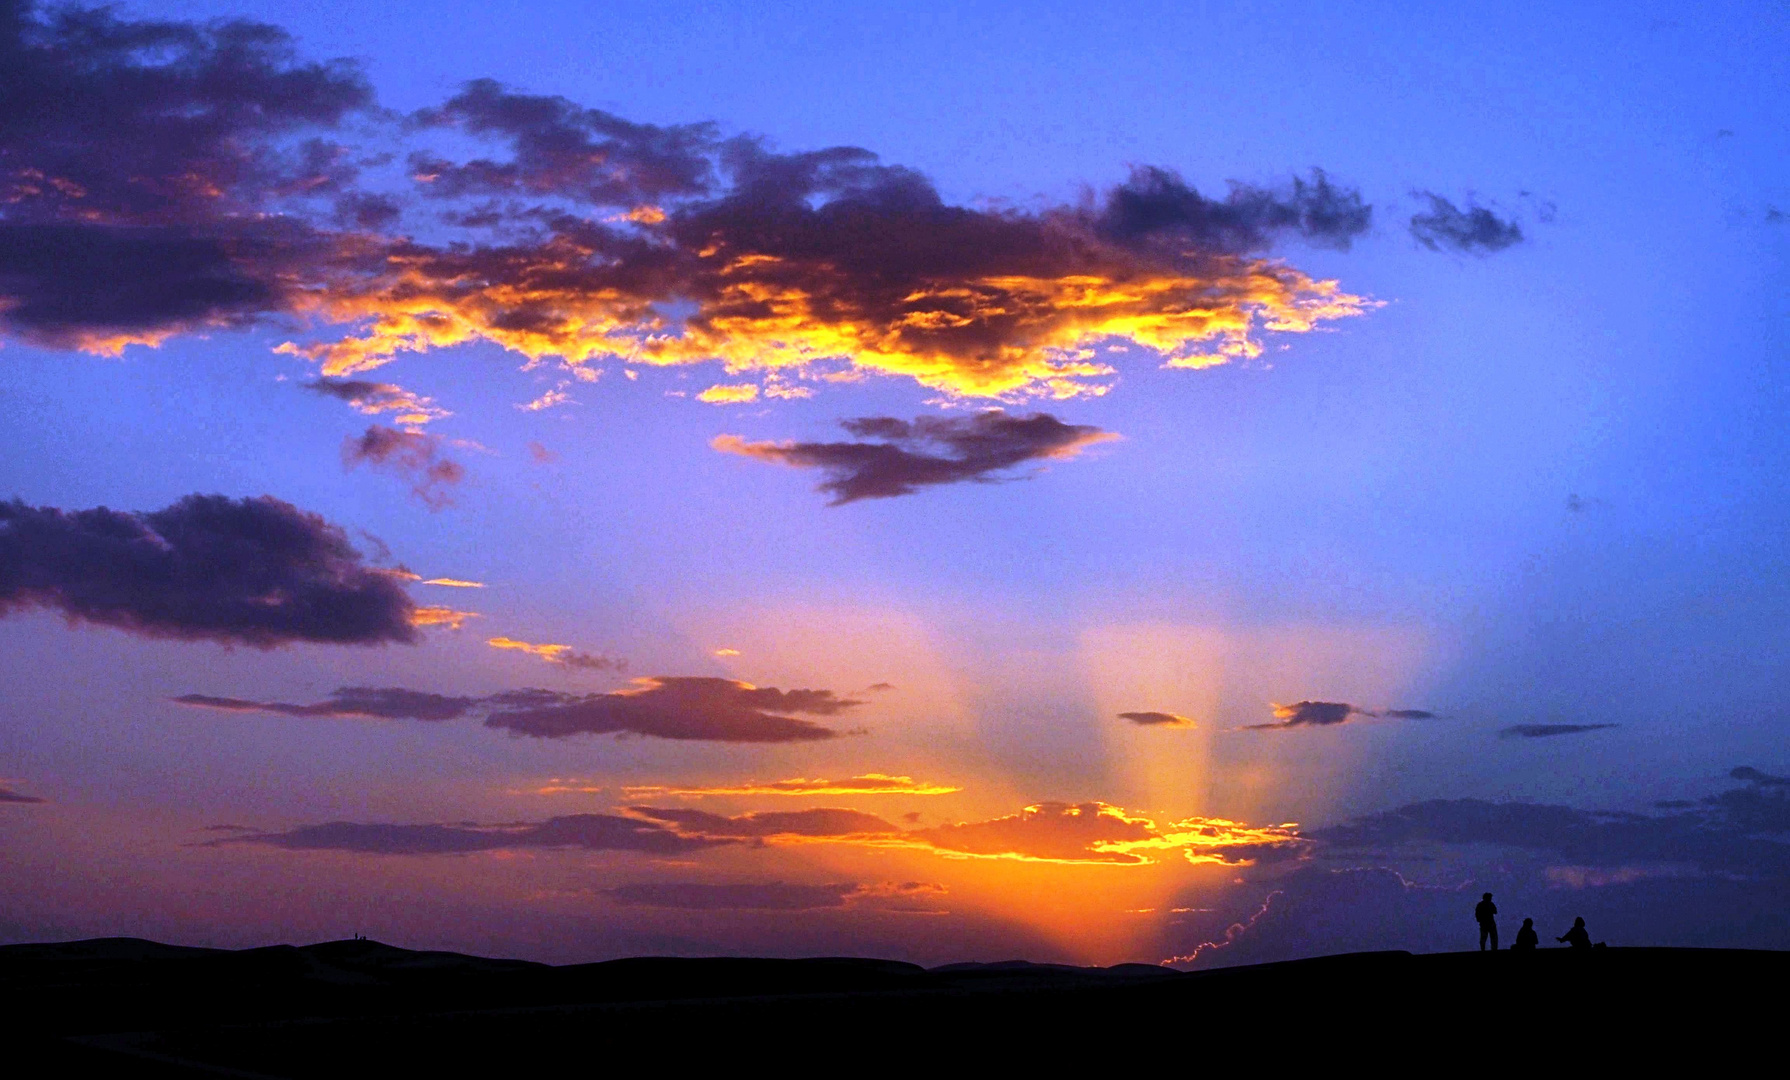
[1558,917,1592,949]
[1475,892,1499,951]
[1511,918,1539,951]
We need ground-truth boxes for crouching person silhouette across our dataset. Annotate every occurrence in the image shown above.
[1475,892,1499,951]
[1511,918,1538,951]
[1558,917,1592,949]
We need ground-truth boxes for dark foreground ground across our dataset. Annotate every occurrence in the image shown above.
[4,937,1783,1075]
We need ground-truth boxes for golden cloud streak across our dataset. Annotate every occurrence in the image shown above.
[421,577,485,588]
[409,605,479,629]
[623,773,963,798]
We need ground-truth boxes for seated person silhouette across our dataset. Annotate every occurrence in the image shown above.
[1557,917,1592,949]
[1475,892,1498,951]
[1511,918,1539,951]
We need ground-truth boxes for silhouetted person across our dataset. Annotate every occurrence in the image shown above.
[1558,917,1592,949]
[1511,918,1538,951]
[1475,892,1498,951]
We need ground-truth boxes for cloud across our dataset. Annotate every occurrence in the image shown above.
[1313,769,1790,877]
[1499,723,1618,738]
[0,785,45,804]
[626,806,901,838]
[622,774,962,798]
[421,578,484,588]
[0,493,418,646]
[526,441,558,464]
[304,378,449,427]
[697,383,759,404]
[341,426,466,509]
[176,674,863,743]
[1409,192,1524,255]
[487,635,624,671]
[2,4,1374,398]
[173,686,478,721]
[1248,701,1364,730]
[0,0,373,350]
[1731,766,1790,787]
[483,677,861,742]
[407,605,479,629]
[714,410,1117,504]
[1118,711,1194,727]
[1380,709,1436,720]
[226,813,732,856]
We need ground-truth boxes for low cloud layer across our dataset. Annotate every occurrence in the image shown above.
[1,2,1377,399]
[626,806,900,838]
[225,813,730,856]
[1409,193,1524,255]
[714,411,1117,504]
[305,378,449,427]
[601,880,945,912]
[0,494,418,646]
[176,675,863,743]
[0,785,45,804]
[910,802,1309,866]
[1500,723,1618,739]
[174,687,477,721]
[342,426,465,510]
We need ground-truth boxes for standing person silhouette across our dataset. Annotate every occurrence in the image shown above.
[1475,892,1499,951]
[1558,917,1592,949]
[1511,918,1539,950]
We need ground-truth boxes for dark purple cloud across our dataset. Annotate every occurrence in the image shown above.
[408,78,717,205]
[1247,701,1363,730]
[0,785,44,804]
[714,411,1117,504]
[1409,192,1524,255]
[177,675,864,743]
[1096,166,1372,252]
[225,813,732,856]
[1500,723,1618,739]
[173,687,477,721]
[341,426,465,510]
[1118,711,1194,727]
[0,0,371,347]
[0,494,417,646]
[484,677,861,742]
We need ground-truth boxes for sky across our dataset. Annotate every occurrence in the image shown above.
[2,0,1788,966]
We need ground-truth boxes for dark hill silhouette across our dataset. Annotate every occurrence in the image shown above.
[5,937,1781,1072]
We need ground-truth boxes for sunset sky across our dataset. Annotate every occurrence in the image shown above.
[4,0,1789,966]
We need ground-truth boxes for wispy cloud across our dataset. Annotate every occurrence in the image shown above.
[487,636,624,671]
[304,378,449,427]
[341,425,465,510]
[1409,192,1524,255]
[1499,723,1618,738]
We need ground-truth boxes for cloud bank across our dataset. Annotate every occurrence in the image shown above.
[622,774,961,798]
[0,494,418,646]
[1118,711,1195,727]
[715,411,1117,503]
[1,2,1375,400]
[1500,723,1618,739]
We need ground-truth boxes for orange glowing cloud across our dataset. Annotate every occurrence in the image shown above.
[623,774,962,798]
[486,636,623,671]
[409,605,479,629]
[422,577,484,588]
[696,383,760,404]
